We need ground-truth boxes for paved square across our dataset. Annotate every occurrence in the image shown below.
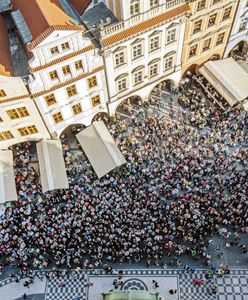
[39,269,248,300]
[88,274,178,300]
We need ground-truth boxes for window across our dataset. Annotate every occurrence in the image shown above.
[91,95,101,107]
[212,0,221,4]
[208,14,217,27]
[7,107,29,120]
[202,38,211,51]
[50,46,59,55]
[222,7,232,21]
[150,0,159,8]
[0,131,14,141]
[150,35,160,52]
[61,42,70,50]
[75,60,83,70]
[130,1,139,16]
[193,20,202,34]
[18,125,38,136]
[117,77,127,92]
[72,103,82,115]
[45,94,56,106]
[88,76,97,88]
[197,0,206,11]
[49,70,58,80]
[189,45,198,57]
[167,28,176,44]
[149,63,159,77]
[0,89,6,98]
[52,112,63,124]
[115,51,125,67]
[132,43,143,59]
[164,56,174,70]
[216,32,225,45]
[62,65,71,76]
[66,84,77,97]
[133,70,143,85]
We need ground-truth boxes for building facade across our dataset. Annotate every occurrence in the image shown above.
[89,0,190,114]
[181,0,239,76]
[224,0,248,57]
[28,29,109,138]
[0,76,50,149]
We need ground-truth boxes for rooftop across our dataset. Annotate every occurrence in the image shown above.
[70,0,92,15]
[81,2,119,30]
[0,16,13,76]
[11,0,80,43]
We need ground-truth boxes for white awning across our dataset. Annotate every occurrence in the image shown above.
[0,150,17,203]
[36,140,69,193]
[76,121,126,178]
[199,58,248,107]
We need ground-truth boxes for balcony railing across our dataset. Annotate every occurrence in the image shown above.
[100,0,187,38]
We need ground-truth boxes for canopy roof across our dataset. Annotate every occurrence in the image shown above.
[76,121,126,178]
[199,58,248,107]
[36,139,69,193]
[0,150,17,203]
[102,291,159,300]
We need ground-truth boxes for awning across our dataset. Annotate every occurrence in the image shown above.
[0,150,17,203]
[76,121,126,178]
[199,58,248,107]
[36,140,69,193]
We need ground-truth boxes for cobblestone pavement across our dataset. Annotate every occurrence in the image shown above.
[1,268,243,300]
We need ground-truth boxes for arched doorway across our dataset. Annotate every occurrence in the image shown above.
[149,79,175,107]
[209,54,221,61]
[59,124,86,151]
[182,64,199,79]
[228,41,248,60]
[91,112,110,125]
[115,96,143,117]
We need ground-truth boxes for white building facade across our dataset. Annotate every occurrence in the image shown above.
[0,76,50,149]
[224,0,248,57]
[95,0,190,114]
[28,28,109,138]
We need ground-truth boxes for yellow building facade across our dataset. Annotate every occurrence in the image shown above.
[181,0,239,76]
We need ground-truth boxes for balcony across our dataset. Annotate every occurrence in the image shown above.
[100,0,187,38]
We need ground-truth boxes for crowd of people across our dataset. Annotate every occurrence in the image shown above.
[0,76,247,275]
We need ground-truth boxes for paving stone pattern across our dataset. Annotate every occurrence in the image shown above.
[43,269,248,300]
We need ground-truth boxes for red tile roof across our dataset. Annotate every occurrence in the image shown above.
[102,3,190,47]
[0,16,13,76]
[11,0,86,49]
[70,0,92,15]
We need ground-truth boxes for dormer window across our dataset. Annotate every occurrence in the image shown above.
[50,46,59,55]
[150,0,159,8]
[61,42,70,50]
[0,89,7,97]
[130,1,139,16]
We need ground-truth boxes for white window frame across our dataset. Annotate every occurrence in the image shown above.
[132,43,143,60]
[133,69,144,85]
[114,51,125,67]
[117,77,128,92]
[166,28,177,44]
[150,35,160,52]
[149,62,159,77]
[164,56,174,71]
